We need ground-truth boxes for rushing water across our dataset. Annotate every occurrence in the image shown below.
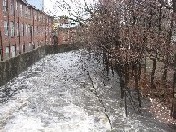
[0,50,175,132]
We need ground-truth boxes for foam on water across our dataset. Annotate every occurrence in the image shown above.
[0,50,174,132]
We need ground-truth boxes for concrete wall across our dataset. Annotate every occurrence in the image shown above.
[0,44,80,86]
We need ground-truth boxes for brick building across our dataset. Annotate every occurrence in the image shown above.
[57,17,78,45]
[0,0,53,61]
[58,27,77,45]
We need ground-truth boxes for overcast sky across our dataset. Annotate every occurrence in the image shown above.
[27,0,43,10]
[44,0,98,16]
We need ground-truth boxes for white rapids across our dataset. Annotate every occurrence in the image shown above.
[0,50,174,132]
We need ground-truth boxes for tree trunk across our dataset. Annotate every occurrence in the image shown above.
[120,76,125,99]
[171,0,176,118]
[103,51,109,76]
[171,54,176,119]
[135,63,142,108]
[103,50,106,64]
[151,58,156,89]
[110,63,114,76]
[125,63,129,84]
[115,63,125,99]
[124,91,128,116]
[144,56,147,73]
[162,63,168,87]
[106,54,109,76]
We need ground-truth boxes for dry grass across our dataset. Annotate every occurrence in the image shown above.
[126,57,176,124]
[139,70,176,124]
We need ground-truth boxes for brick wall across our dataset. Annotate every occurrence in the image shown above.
[0,0,53,61]
[0,44,80,87]
[58,27,77,45]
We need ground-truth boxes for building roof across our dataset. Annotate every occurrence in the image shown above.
[18,0,53,18]
[57,17,79,29]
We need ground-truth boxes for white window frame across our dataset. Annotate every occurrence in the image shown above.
[10,22,15,37]
[20,4,23,17]
[21,23,24,36]
[16,22,19,36]
[16,1,18,10]
[3,0,7,12]
[4,21,8,36]
[11,45,16,57]
[25,24,27,36]
[5,46,10,59]
[10,0,14,15]
[16,45,19,55]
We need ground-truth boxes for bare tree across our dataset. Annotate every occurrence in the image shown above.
[53,0,176,118]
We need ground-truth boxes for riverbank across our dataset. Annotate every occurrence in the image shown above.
[0,44,80,87]
[1,50,175,131]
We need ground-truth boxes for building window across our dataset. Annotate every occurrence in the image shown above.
[30,25,33,36]
[16,22,19,36]
[24,24,26,35]
[28,9,30,18]
[29,43,32,51]
[28,25,30,35]
[11,45,16,57]
[38,14,40,21]
[39,15,41,21]
[25,24,29,36]
[4,21,8,36]
[24,6,27,17]
[21,23,24,36]
[5,46,10,59]
[16,1,18,10]
[16,45,20,54]
[10,22,15,37]
[22,44,25,53]
[3,0,7,13]
[34,12,36,20]
[32,42,35,49]
[20,4,23,17]
[36,26,38,34]
[10,0,14,15]
[43,16,45,23]
[28,25,31,36]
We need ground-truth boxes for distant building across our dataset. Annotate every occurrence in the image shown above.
[57,16,78,45]
[58,27,77,45]
[58,16,77,29]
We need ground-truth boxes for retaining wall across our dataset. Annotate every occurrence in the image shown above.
[0,44,80,86]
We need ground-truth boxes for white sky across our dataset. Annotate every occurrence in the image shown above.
[44,0,98,17]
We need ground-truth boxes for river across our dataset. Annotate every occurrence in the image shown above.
[0,50,175,132]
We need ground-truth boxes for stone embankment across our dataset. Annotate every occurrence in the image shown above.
[0,44,80,86]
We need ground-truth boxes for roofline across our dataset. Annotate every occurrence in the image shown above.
[18,0,53,18]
